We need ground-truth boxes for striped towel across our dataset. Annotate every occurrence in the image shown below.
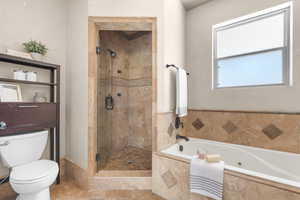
[190,157,224,200]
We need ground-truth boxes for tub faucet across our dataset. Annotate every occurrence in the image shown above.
[176,134,189,142]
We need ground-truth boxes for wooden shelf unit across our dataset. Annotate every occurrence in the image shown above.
[0,77,56,86]
[0,53,61,184]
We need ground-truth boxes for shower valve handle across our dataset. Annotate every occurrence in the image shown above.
[0,121,7,130]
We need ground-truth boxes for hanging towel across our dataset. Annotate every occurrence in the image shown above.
[190,157,224,200]
[176,68,187,117]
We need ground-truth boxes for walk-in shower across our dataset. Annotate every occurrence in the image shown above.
[97,30,152,172]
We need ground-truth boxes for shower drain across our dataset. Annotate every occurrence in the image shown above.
[127,160,134,164]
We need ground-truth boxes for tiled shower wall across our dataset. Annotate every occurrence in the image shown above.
[183,110,300,153]
[99,31,129,154]
[128,33,152,151]
[98,31,152,153]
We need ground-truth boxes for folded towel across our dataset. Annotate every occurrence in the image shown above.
[206,154,222,163]
[190,157,224,200]
[176,68,187,117]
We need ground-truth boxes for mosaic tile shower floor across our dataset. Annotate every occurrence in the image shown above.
[100,146,152,171]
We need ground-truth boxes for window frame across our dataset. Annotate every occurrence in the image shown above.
[212,2,293,89]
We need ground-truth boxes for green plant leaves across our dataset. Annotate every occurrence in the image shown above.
[23,40,48,55]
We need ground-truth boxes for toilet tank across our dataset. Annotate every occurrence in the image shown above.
[0,130,48,168]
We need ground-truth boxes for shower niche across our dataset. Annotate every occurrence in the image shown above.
[97,29,153,172]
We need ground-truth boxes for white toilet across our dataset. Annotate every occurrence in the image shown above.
[0,130,59,200]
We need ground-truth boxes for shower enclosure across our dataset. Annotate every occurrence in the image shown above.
[97,30,152,172]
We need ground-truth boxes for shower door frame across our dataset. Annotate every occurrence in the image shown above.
[88,17,157,176]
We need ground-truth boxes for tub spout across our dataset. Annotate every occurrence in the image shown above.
[176,134,189,142]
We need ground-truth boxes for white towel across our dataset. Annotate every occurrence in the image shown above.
[190,157,224,200]
[176,68,187,117]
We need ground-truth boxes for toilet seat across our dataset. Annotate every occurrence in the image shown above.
[10,160,58,184]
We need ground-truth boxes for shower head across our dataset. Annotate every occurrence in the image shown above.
[107,49,117,57]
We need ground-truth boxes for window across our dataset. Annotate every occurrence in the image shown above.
[213,2,292,88]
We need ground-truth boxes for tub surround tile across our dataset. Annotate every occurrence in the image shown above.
[184,110,300,153]
[222,121,238,134]
[153,153,300,200]
[223,174,300,200]
[153,154,190,200]
[168,123,175,137]
[156,112,181,152]
[262,124,283,140]
[192,118,204,130]
[161,170,178,189]
[158,151,300,194]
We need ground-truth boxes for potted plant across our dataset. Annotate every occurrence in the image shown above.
[23,40,48,61]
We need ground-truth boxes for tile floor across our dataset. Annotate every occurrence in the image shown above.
[101,146,152,171]
[0,180,164,200]
[0,182,15,200]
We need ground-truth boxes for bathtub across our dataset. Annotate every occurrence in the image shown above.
[161,138,300,188]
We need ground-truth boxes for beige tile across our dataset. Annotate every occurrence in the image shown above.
[88,17,157,175]
[65,159,89,190]
[153,153,300,200]
[152,154,190,200]
[0,183,16,200]
[97,170,151,177]
[97,22,153,31]
[51,178,164,200]
[100,146,151,171]
[89,176,152,191]
[155,112,183,152]
[161,170,178,189]
[97,30,153,158]
[184,110,300,153]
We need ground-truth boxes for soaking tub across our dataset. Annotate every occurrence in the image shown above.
[161,138,300,189]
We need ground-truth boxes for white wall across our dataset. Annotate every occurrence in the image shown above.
[163,0,186,111]
[186,0,300,112]
[0,0,67,177]
[65,0,88,169]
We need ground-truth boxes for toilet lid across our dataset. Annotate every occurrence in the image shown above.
[10,160,58,182]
